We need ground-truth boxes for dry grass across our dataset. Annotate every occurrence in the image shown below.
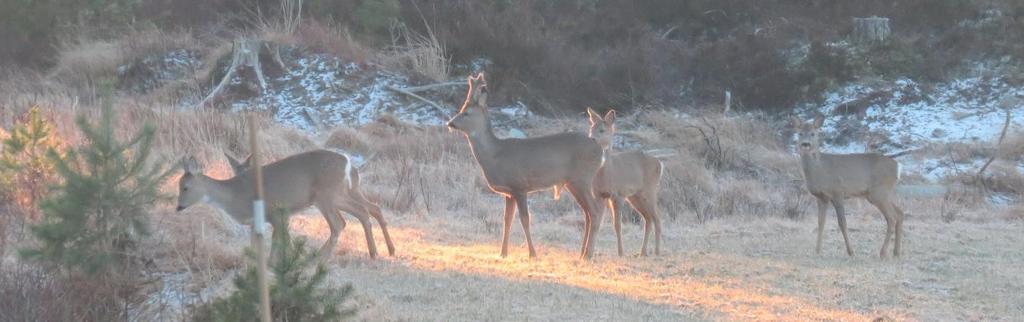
[3,29,1023,321]
[49,28,200,87]
[3,94,1021,320]
[379,23,451,82]
[296,21,372,64]
[282,209,1023,321]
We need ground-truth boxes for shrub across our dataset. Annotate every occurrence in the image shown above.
[0,106,61,217]
[0,0,141,66]
[803,41,854,96]
[689,34,811,111]
[354,0,400,36]
[192,214,357,321]
[20,97,171,276]
[0,263,129,321]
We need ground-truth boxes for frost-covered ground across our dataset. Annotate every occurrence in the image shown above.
[117,49,201,93]
[802,75,1024,182]
[224,49,529,133]
[123,48,1022,184]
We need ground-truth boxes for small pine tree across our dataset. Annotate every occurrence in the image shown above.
[0,106,61,215]
[20,99,171,276]
[193,213,357,322]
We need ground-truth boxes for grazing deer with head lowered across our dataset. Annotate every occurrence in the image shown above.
[447,73,605,259]
[176,149,396,258]
[793,115,905,259]
[587,108,664,256]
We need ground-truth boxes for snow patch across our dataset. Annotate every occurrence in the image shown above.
[804,75,1024,183]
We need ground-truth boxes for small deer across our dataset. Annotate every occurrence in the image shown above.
[176,149,396,258]
[587,108,664,256]
[793,115,905,258]
[447,73,606,259]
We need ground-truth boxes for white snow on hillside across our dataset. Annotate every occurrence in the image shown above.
[219,50,529,132]
[805,75,1024,182]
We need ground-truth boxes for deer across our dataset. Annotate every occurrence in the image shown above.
[176,149,396,259]
[793,115,905,259]
[446,73,606,259]
[586,108,664,257]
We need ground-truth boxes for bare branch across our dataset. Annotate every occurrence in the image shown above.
[976,110,1012,181]
[386,85,450,115]
[398,82,466,93]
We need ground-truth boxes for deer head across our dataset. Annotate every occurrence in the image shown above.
[792,114,825,155]
[587,108,616,149]
[176,156,208,212]
[447,73,489,136]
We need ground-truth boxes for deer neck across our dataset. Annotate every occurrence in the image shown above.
[799,150,826,185]
[202,175,255,223]
[464,118,502,164]
[600,146,612,167]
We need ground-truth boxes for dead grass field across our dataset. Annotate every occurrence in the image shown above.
[269,205,1022,322]
[3,85,1023,321]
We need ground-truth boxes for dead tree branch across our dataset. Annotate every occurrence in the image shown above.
[976,110,1012,183]
[386,85,450,115]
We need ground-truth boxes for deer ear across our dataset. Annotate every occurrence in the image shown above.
[813,114,825,129]
[587,107,601,124]
[182,156,202,174]
[476,72,486,84]
[225,152,240,167]
[604,109,616,125]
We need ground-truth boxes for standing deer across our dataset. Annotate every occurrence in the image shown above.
[793,115,905,258]
[587,108,664,256]
[447,73,605,259]
[176,149,396,258]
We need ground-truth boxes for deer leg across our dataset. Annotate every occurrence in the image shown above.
[513,192,538,258]
[877,203,894,260]
[638,190,663,256]
[609,198,625,256]
[341,203,378,259]
[315,203,343,258]
[869,192,898,259]
[579,205,593,258]
[893,205,905,257]
[625,196,650,256]
[872,199,897,260]
[499,196,516,258]
[652,206,662,256]
[568,184,592,257]
[359,198,396,256]
[832,200,854,256]
[815,196,829,254]
[567,181,601,259]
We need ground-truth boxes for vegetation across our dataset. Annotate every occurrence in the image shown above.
[20,96,170,275]
[193,214,357,322]
[0,106,61,217]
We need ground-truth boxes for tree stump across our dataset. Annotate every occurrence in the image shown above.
[199,38,286,107]
[852,17,891,43]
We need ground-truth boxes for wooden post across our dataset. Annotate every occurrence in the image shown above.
[249,114,272,322]
[723,90,732,114]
